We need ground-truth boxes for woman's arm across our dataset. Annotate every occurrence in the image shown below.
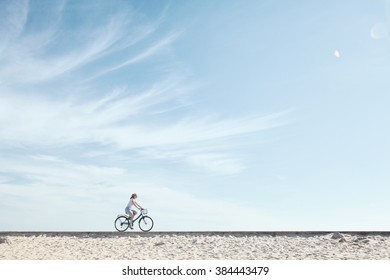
[134,200,143,210]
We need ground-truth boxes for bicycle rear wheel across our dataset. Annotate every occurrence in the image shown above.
[138,216,154,232]
[115,215,129,232]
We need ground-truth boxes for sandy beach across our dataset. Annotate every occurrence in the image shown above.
[1,232,390,260]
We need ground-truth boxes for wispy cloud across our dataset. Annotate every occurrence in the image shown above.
[0,85,287,177]
[0,0,29,53]
[0,154,125,189]
[89,33,180,80]
[0,1,290,230]
[0,1,173,84]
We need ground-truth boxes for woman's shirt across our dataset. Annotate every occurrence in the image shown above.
[126,198,135,209]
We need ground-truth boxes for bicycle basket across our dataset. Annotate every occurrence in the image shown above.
[141,209,148,215]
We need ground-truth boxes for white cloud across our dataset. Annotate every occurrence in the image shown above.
[0,83,287,179]
[0,81,287,153]
[0,1,290,231]
[0,2,287,161]
[91,33,180,79]
[186,154,245,174]
[0,154,126,189]
[0,2,170,85]
[0,0,29,53]
[139,143,246,175]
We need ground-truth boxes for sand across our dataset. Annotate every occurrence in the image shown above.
[1,232,390,260]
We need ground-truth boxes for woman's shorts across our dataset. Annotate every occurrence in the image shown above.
[125,207,136,216]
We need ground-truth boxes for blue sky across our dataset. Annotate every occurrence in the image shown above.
[0,0,389,231]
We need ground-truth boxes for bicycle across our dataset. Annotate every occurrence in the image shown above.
[114,209,154,232]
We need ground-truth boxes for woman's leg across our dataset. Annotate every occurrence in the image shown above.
[130,210,137,227]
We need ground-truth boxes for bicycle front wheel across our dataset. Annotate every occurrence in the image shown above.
[115,215,129,232]
[139,216,154,232]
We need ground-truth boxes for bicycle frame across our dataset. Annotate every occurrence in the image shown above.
[124,211,144,224]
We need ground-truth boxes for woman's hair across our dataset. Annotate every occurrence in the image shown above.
[131,193,137,199]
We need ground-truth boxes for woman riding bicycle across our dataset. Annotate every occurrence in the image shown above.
[125,193,143,229]
[115,194,153,232]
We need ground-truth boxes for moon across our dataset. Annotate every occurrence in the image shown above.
[370,22,388,39]
[334,50,340,58]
